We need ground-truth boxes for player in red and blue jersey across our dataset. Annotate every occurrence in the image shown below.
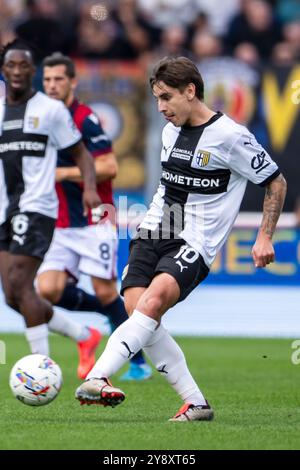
[55,99,114,229]
[37,52,151,381]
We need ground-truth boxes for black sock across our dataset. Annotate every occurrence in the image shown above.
[56,284,104,313]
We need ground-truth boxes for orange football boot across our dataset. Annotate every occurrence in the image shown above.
[77,327,102,379]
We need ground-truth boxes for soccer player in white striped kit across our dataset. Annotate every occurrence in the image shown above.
[75,57,287,421]
[0,39,102,368]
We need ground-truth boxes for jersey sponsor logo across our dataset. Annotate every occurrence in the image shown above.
[170,147,193,161]
[162,170,220,188]
[2,119,23,131]
[196,150,211,167]
[251,150,271,174]
[28,117,39,129]
[161,167,230,193]
[0,141,46,153]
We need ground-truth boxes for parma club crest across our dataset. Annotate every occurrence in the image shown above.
[28,116,39,129]
[196,151,211,167]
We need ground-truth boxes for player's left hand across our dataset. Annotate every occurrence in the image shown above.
[82,188,101,216]
[252,232,275,268]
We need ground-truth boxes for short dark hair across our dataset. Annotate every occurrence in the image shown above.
[42,52,76,78]
[150,56,204,100]
[0,38,36,68]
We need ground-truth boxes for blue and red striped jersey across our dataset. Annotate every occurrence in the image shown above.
[56,99,114,228]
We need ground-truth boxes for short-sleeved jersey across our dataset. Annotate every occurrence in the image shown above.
[56,99,113,228]
[140,112,280,267]
[0,91,81,224]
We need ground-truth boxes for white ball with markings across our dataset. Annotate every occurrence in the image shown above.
[9,354,62,406]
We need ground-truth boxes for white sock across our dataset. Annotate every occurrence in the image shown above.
[144,324,207,406]
[48,310,90,341]
[25,324,49,356]
[87,309,158,379]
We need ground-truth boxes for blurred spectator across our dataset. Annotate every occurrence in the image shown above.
[226,0,282,59]
[186,11,209,50]
[152,24,191,60]
[282,21,300,58]
[75,1,120,58]
[0,0,24,21]
[122,24,150,59]
[194,0,240,36]
[234,42,260,66]
[188,11,209,34]
[1,0,297,67]
[15,0,70,61]
[137,0,195,28]
[271,41,297,66]
[192,32,222,61]
[0,0,24,46]
[111,0,154,59]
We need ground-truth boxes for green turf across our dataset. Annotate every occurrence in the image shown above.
[0,334,299,450]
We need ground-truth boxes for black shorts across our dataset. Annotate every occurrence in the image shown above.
[121,235,209,303]
[0,212,55,260]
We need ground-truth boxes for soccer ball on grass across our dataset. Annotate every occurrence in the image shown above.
[9,354,62,406]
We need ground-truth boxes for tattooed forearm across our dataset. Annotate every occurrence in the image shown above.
[260,174,287,237]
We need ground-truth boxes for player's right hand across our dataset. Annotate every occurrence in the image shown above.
[82,188,101,216]
[252,232,275,268]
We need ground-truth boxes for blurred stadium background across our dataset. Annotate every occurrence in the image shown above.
[0,0,300,337]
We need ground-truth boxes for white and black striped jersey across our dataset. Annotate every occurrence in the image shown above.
[0,91,81,224]
[140,112,280,267]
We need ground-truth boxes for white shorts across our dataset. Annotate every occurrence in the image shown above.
[38,222,118,281]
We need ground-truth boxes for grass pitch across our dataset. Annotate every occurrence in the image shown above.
[0,334,299,450]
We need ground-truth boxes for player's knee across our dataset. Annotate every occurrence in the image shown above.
[96,290,117,306]
[38,283,62,304]
[7,270,27,297]
[5,283,30,308]
[137,293,164,317]
[94,282,118,306]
